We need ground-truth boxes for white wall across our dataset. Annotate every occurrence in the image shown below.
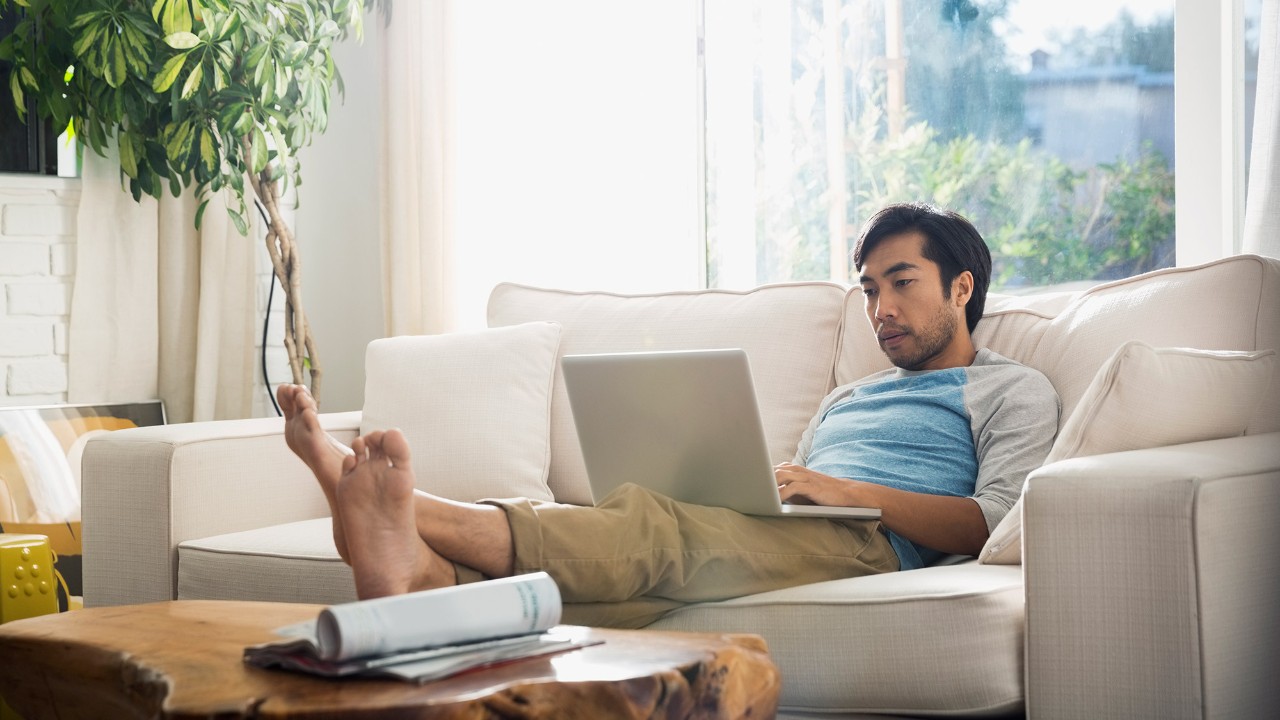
[293,23,385,414]
[0,176,78,407]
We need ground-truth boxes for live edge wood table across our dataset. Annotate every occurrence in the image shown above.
[0,600,780,719]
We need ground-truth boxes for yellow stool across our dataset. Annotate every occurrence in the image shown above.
[2,534,61,720]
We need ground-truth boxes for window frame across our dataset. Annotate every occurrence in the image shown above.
[1175,0,1248,265]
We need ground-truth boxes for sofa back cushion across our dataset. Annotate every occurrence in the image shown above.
[1005,255,1280,429]
[488,282,847,505]
[836,287,1077,387]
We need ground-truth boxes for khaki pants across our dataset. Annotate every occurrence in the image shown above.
[479,484,899,628]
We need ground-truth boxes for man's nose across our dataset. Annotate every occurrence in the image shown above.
[875,297,897,321]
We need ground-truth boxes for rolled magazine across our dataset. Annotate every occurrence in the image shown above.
[317,571,561,661]
[245,572,598,682]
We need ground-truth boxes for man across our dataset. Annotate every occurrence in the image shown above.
[281,202,1059,624]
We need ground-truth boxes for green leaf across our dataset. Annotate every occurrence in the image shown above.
[152,52,187,92]
[227,207,248,235]
[18,66,37,90]
[268,122,288,164]
[9,73,25,121]
[163,0,193,35]
[73,26,102,59]
[118,132,139,178]
[106,40,126,88]
[231,107,254,137]
[212,63,228,91]
[199,127,216,172]
[195,198,210,229]
[250,126,268,173]
[164,31,200,50]
[71,10,103,31]
[180,62,203,99]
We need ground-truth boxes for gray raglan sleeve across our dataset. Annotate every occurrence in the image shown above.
[967,366,1061,533]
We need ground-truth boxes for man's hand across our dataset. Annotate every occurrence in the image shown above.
[775,462,859,507]
[774,462,989,557]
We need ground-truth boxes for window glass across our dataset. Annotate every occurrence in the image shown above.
[703,0,1176,291]
[0,7,70,176]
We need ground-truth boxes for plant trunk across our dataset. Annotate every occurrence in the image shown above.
[245,154,322,404]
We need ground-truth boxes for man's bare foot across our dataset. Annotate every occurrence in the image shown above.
[279,384,354,561]
[337,429,456,599]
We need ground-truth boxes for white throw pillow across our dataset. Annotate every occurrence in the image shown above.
[360,322,562,502]
[979,341,1277,565]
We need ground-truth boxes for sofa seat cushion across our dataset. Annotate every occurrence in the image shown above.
[647,562,1025,716]
[178,518,357,606]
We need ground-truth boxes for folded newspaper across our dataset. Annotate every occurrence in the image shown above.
[244,572,599,683]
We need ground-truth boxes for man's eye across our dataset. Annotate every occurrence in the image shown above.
[895,279,913,287]
[862,288,877,298]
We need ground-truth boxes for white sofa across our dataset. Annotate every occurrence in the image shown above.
[81,255,1280,719]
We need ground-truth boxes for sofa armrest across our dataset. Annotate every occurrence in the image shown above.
[1024,432,1280,720]
[81,411,361,607]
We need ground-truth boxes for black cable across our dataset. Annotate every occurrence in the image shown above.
[253,198,283,417]
[263,270,281,416]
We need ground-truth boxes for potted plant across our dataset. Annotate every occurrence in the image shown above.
[1,0,383,403]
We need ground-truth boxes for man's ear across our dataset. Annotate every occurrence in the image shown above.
[952,270,974,308]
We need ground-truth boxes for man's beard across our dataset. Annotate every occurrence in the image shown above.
[879,304,959,371]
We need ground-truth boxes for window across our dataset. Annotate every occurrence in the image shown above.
[0,6,77,177]
[702,0,1178,291]
[0,8,58,175]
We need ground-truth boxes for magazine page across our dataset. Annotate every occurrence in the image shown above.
[314,572,561,661]
[245,629,602,683]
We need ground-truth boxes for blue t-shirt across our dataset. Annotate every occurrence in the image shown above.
[794,349,1059,570]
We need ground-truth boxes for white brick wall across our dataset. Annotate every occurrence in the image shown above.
[1,174,285,417]
[1,176,78,408]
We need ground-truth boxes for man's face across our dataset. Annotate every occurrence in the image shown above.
[858,231,973,371]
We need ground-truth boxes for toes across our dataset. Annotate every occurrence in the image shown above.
[381,429,412,469]
[277,385,295,416]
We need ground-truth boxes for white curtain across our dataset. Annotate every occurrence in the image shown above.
[1244,0,1280,257]
[380,0,458,336]
[68,149,256,423]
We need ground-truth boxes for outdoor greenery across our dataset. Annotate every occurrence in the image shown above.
[705,0,1177,290]
[852,113,1175,287]
[0,0,382,402]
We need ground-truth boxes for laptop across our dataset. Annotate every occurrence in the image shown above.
[560,348,880,520]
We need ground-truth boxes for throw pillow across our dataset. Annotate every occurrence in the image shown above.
[979,341,1277,565]
[360,321,562,502]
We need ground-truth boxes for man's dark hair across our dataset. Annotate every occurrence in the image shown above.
[852,202,992,333]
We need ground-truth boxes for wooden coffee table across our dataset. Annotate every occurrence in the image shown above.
[0,600,780,719]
